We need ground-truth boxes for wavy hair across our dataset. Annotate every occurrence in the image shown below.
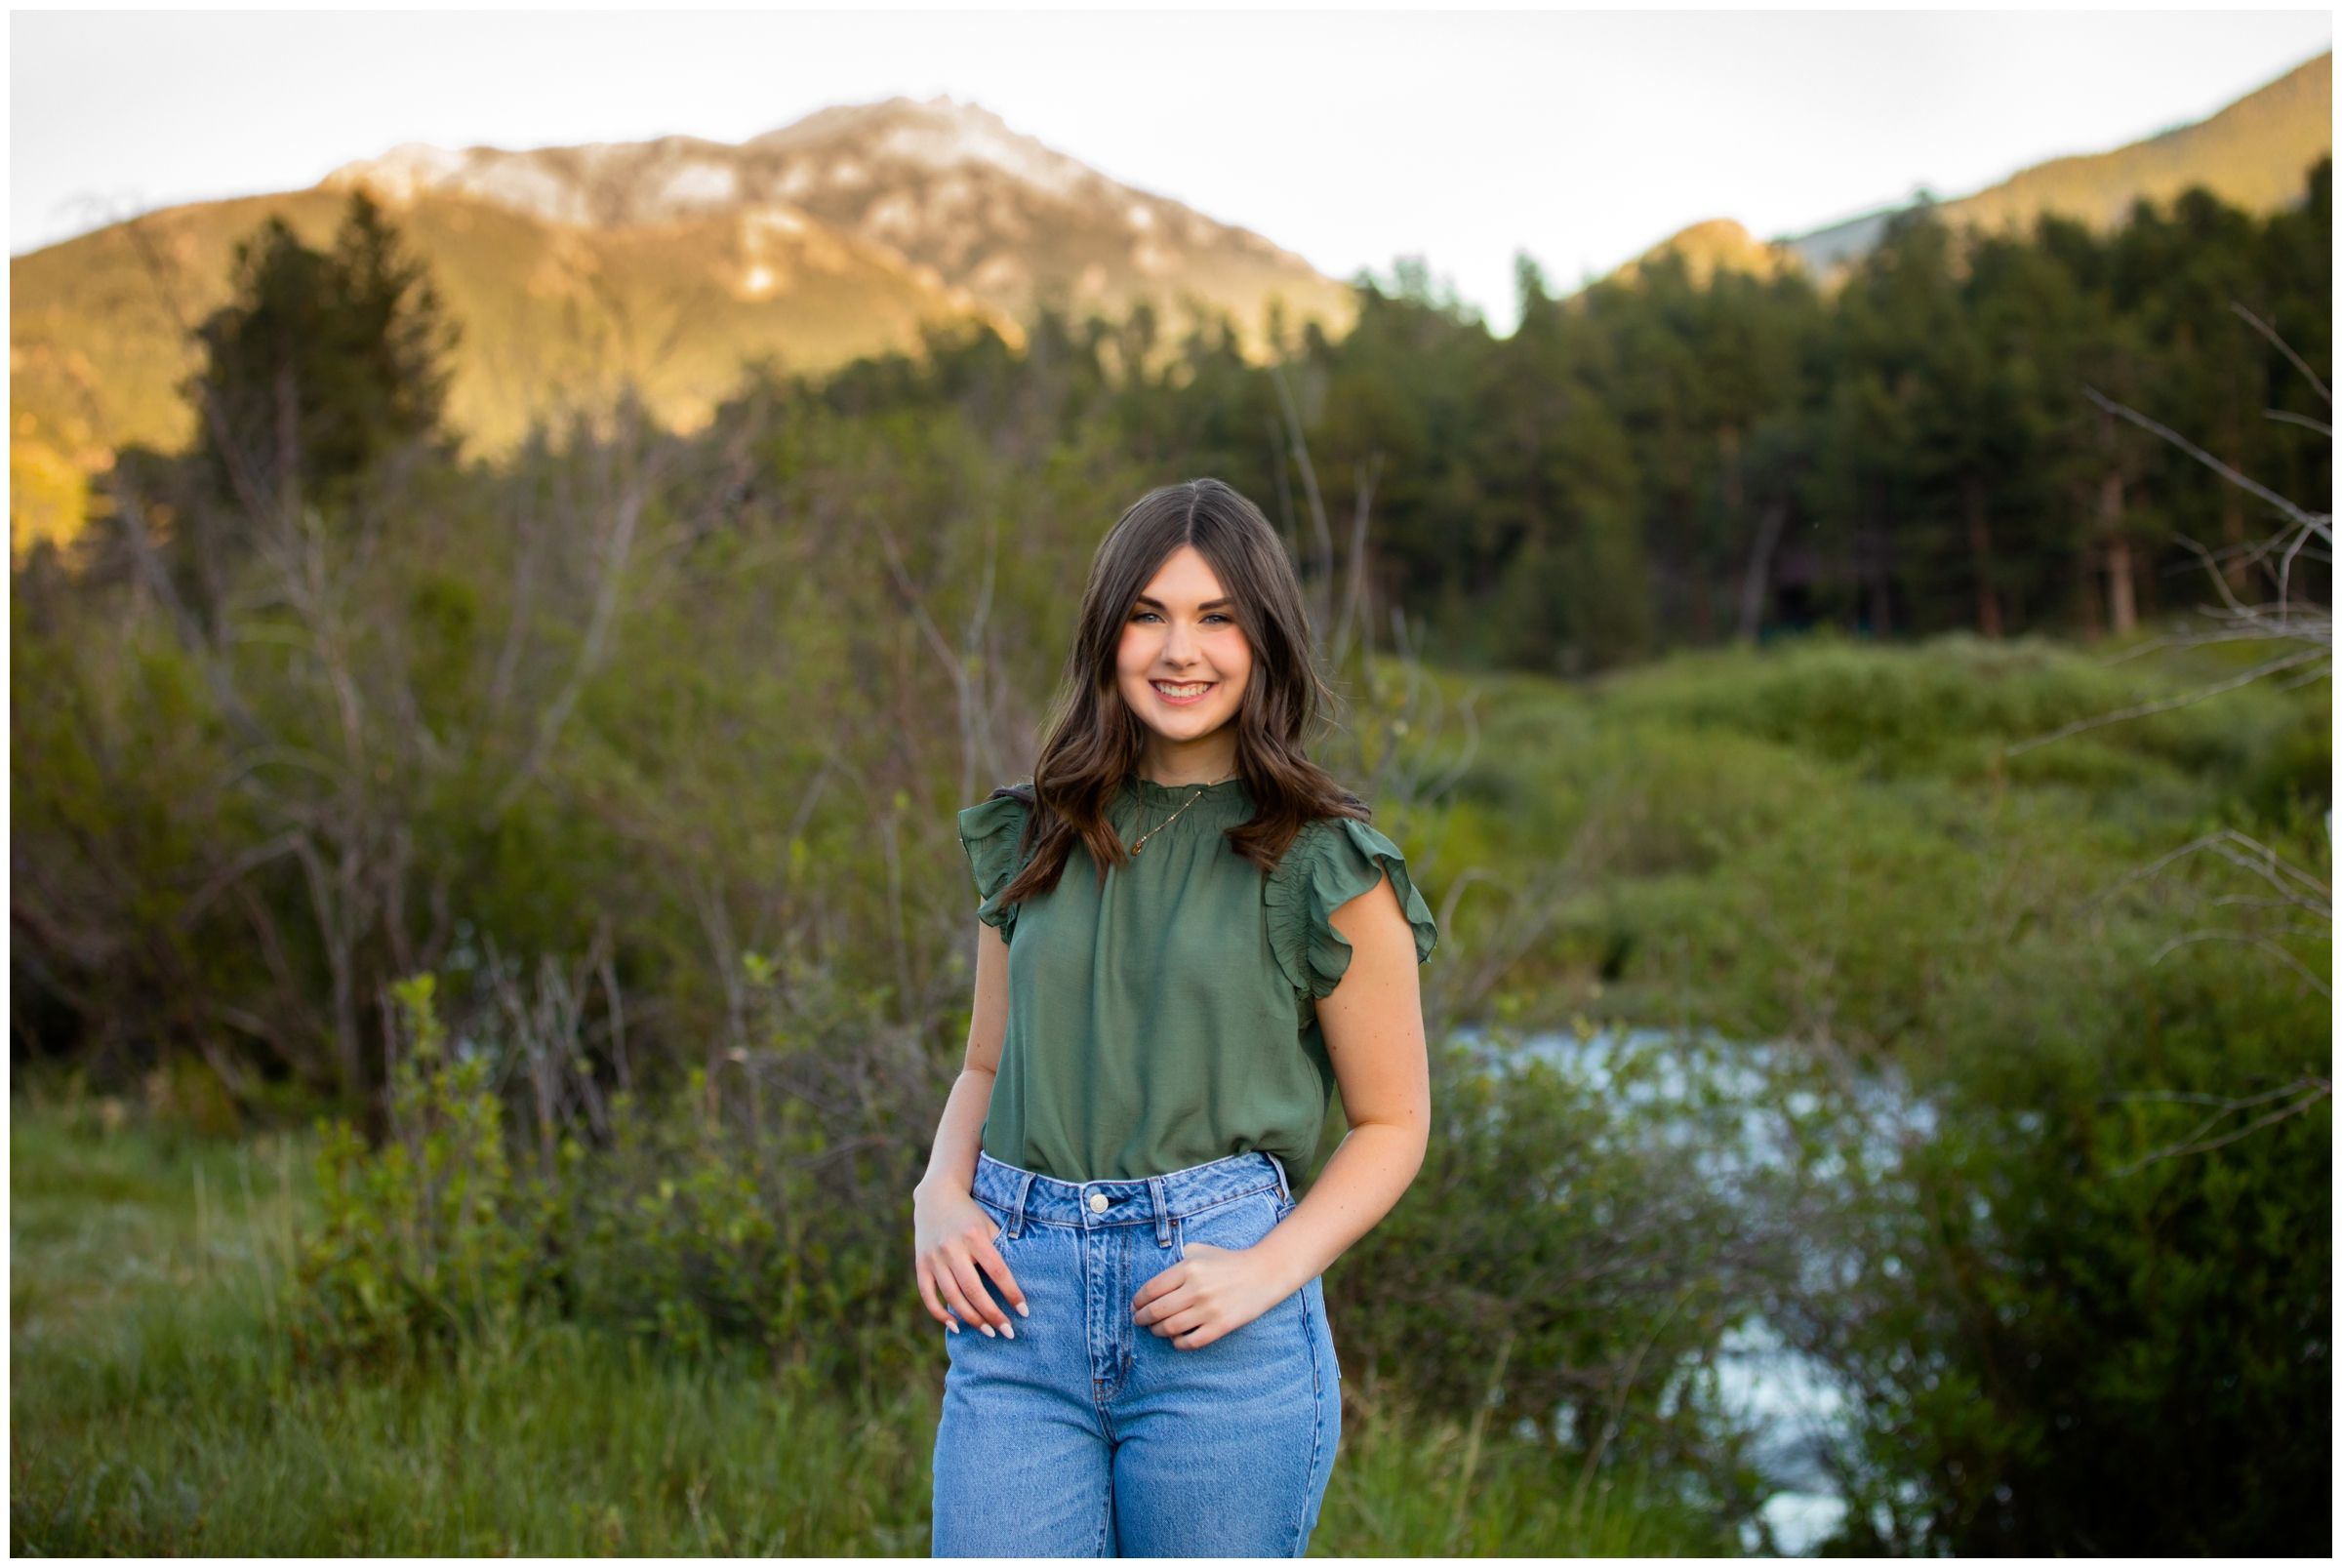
[996,477,1365,905]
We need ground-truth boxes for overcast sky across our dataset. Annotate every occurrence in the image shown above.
[11,8,2333,333]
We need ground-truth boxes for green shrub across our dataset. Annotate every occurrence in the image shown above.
[1326,1033,1781,1535]
[294,967,937,1386]
[297,976,533,1362]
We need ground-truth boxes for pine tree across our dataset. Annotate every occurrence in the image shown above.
[189,190,458,509]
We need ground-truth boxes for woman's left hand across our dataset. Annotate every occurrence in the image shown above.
[1131,1241,1297,1350]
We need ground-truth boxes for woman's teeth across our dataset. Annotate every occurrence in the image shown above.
[1153,680,1212,699]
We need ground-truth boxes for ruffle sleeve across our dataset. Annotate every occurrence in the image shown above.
[957,793,1033,941]
[1263,817,1439,1008]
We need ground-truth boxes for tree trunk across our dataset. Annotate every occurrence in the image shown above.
[1858,493,1893,637]
[2100,471,2136,634]
[1964,476,2002,638]
[1699,427,1743,649]
[2221,495,2248,594]
[1736,500,1787,643]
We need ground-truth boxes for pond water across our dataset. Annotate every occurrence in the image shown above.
[1472,1027,1930,1555]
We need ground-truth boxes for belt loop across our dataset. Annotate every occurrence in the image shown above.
[1266,1152,1293,1208]
[1147,1176,1172,1247]
[1007,1170,1035,1239]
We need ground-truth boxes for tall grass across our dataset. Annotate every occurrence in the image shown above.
[12,1104,1716,1555]
[11,1106,932,1555]
[1313,1396,1730,1556]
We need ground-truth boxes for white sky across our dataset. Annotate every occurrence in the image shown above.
[10,8,2333,334]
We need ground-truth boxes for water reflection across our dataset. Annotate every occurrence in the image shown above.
[1454,1026,1933,1555]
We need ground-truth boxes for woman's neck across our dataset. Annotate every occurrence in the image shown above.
[1137,730,1239,788]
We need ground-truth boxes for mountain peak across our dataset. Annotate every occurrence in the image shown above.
[1619,219,1796,288]
[17,96,1355,546]
[1934,49,2330,238]
[1621,51,2332,291]
[320,98,1350,341]
[747,96,1103,203]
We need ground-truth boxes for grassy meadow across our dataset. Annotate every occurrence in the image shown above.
[10,1096,1717,1556]
[10,1106,934,1555]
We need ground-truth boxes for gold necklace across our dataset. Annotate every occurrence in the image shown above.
[1127,774,1235,857]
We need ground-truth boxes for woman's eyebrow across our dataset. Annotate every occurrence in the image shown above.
[1131,595,1234,612]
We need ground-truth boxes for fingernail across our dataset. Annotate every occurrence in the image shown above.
[1001,1322,1016,1340]
[979,1323,996,1338]
[947,1321,959,1334]
[1015,1303,1030,1318]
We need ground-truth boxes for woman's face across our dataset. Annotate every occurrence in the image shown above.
[1115,544,1253,749]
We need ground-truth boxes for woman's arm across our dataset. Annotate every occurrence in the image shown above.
[912,921,1029,1337]
[1131,870,1429,1349]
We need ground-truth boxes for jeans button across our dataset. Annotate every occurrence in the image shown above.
[1087,1191,1110,1214]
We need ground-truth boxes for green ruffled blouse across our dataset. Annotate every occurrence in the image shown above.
[956,778,1438,1183]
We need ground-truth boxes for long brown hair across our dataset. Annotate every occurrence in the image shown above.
[996,477,1365,905]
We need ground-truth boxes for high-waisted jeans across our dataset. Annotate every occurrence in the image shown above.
[930,1149,1341,1557]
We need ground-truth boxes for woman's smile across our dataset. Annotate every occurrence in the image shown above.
[1114,543,1254,772]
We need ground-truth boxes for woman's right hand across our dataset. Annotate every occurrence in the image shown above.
[913,1180,1028,1337]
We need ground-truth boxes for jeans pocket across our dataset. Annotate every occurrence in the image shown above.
[1180,1191,1283,1256]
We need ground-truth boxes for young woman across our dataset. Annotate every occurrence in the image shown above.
[913,477,1437,1557]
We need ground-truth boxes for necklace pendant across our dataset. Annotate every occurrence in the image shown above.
[1126,779,1217,858]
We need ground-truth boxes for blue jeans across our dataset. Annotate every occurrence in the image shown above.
[930,1150,1342,1557]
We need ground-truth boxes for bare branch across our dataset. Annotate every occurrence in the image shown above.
[2089,828,2329,910]
[869,508,996,806]
[2110,1076,2331,1176]
[2083,386,2331,542]
[2104,1081,2320,1111]
[2087,827,2330,1004]
[173,831,306,928]
[2005,647,2328,755]
[2147,931,2331,997]
[2171,534,2256,618]
[2230,302,2330,405]
[490,444,654,818]
[1332,451,1383,667]
[1270,363,1335,634]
